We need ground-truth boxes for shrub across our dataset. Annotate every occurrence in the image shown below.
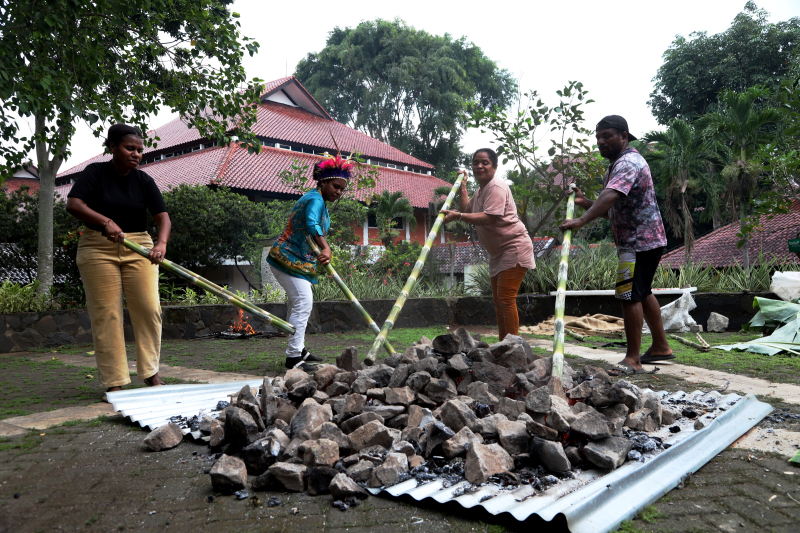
[0,281,52,314]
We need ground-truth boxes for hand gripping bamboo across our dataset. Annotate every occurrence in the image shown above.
[118,236,296,335]
[305,235,395,355]
[552,188,576,378]
[364,172,467,365]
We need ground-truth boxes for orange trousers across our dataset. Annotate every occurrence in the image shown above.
[490,265,528,340]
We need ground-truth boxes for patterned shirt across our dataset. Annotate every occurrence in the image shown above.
[267,188,330,283]
[603,148,667,252]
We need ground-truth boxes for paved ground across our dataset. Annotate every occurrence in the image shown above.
[0,331,797,532]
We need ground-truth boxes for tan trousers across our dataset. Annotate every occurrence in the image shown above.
[76,230,161,387]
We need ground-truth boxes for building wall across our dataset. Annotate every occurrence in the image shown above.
[359,211,467,246]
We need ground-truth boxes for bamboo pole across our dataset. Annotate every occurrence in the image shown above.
[118,236,296,335]
[305,236,395,355]
[364,172,467,365]
[565,328,586,342]
[552,189,576,378]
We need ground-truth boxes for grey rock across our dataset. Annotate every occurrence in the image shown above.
[346,459,375,482]
[525,358,552,387]
[453,327,477,351]
[307,466,338,496]
[467,381,499,408]
[584,437,632,470]
[662,407,680,425]
[471,361,515,397]
[241,433,285,475]
[340,411,384,434]
[268,462,308,492]
[366,387,386,402]
[439,399,479,432]
[530,437,570,473]
[466,348,494,363]
[289,399,333,441]
[320,422,351,455]
[564,446,582,467]
[198,416,215,435]
[385,387,415,406]
[363,364,394,387]
[349,420,396,451]
[613,380,644,411]
[446,353,470,378]
[364,404,405,420]
[424,378,457,403]
[209,454,247,493]
[496,420,529,455]
[284,368,309,390]
[707,312,729,332]
[385,352,402,368]
[391,440,416,456]
[526,419,560,441]
[144,423,183,452]
[329,472,369,500]
[498,397,525,421]
[425,421,456,456]
[495,344,529,371]
[339,393,367,421]
[224,406,261,448]
[275,402,298,424]
[261,378,278,425]
[570,410,612,440]
[288,378,317,403]
[412,357,438,376]
[387,364,411,388]
[369,452,409,487]
[326,381,350,397]
[351,375,378,395]
[314,365,338,390]
[442,426,483,459]
[209,419,225,448]
[406,371,432,392]
[303,438,339,467]
[464,443,514,484]
[406,405,435,427]
[626,408,658,432]
[643,391,663,426]
[432,334,463,355]
[336,346,362,371]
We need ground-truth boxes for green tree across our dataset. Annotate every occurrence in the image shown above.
[295,19,516,176]
[155,185,275,288]
[648,2,800,124]
[369,190,417,247]
[469,81,607,239]
[643,119,720,264]
[1,0,264,294]
[699,86,783,269]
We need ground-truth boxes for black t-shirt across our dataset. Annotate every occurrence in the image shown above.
[68,162,167,233]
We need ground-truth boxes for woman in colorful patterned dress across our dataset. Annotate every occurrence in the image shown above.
[267,156,350,370]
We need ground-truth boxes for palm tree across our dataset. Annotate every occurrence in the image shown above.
[369,190,416,247]
[699,86,782,269]
[644,119,718,265]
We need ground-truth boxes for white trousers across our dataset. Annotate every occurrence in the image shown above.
[269,264,313,358]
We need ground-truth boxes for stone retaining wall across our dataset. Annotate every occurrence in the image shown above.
[0,292,774,353]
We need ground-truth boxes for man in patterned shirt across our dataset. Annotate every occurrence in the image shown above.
[559,115,673,374]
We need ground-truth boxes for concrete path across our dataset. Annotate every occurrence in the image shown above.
[528,338,800,405]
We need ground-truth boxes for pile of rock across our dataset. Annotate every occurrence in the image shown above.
[159,328,691,499]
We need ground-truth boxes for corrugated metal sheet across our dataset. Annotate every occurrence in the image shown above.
[368,393,771,533]
[106,380,263,437]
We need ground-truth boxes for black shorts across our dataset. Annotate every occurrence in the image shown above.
[615,247,664,302]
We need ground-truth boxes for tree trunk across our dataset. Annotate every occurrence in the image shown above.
[683,202,692,266]
[449,241,455,287]
[740,201,749,271]
[34,114,65,295]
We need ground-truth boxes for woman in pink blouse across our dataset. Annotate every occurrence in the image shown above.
[443,148,535,340]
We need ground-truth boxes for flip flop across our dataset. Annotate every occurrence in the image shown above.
[639,348,676,364]
[608,362,649,376]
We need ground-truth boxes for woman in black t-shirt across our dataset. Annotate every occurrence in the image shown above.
[67,124,172,400]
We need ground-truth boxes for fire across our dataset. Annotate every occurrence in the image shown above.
[230,309,256,335]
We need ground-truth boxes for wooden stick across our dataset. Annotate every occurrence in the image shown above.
[305,236,395,355]
[668,333,710,352]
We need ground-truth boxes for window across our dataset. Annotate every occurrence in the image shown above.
[368,214,404,230]
[276,143,291,150]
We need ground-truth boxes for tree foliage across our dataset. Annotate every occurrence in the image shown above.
[295,19,516,176]
[469,81,607,239]
[0,0,264,292]
[648,1,800,124]
[369,190,416,247]
[154,185,276,283]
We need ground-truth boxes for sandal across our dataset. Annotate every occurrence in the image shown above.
[608,362,649,376]
[639,348,676,364]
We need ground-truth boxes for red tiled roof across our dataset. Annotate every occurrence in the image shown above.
[2,177,40,194]
[661,200,800,268]
[56,145,450,210]
[54,146,232,199]
[250,101,431,168]
[217,146,447,208]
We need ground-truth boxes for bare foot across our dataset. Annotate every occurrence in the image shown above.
[618,355,643,371]
[144,373,166,387]
[102,386,122,403]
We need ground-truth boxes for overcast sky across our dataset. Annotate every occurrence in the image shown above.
[57,0,798,173]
